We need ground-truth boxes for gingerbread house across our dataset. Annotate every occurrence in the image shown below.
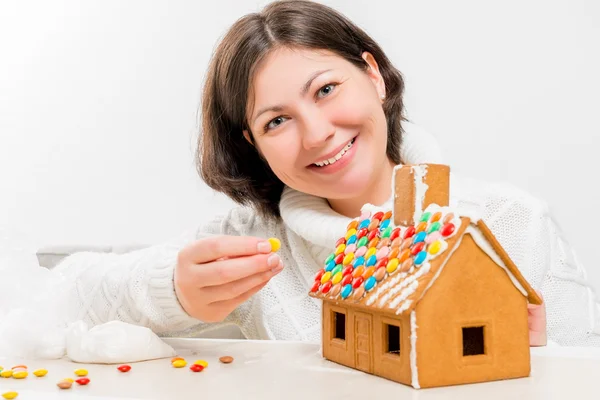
[308,164,542,389]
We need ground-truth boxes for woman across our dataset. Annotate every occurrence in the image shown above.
[55,0,599,346]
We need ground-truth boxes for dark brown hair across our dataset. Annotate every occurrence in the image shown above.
[198,0,406,220]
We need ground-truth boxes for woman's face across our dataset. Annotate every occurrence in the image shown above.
[245,47,390,206]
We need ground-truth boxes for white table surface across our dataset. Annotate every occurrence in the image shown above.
[1,339,599,399]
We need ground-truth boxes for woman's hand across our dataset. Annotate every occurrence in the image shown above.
[528,291,547,346]
[174,235,283,323]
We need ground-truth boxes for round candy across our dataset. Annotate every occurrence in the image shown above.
[334,253,344,265]
[321,281,333,294]
[74,369,88,377]
[330,283,341,296]
[413,231,427,244]
[368,220,379,231]
[377,237,390,249]
[117,365,131,373]
[346,235,357,245]
[428,240,443,255]
[219,356,234,364]
[364,276,377,291]
[379,219,391,230]
[1,370,13,378]
[389,228,401,242]
[374,267,387,281]
[341,274,353,287]
[420,212,431,222]
[342,265,353,276]
[352,266,366,278]
[321,271,332,284]
[335,244,346,255]
[172,360,187,368]
[2,392,18,400]
[351,286,365,300]
[400,258,413,272]
[57,380,72,389]
[357,236,368,248]
[411,242,425,255]
[386,258,399,273]
[347,220,358,231]
[314,269,325,282]
[381,226,392,238]
[335,237,346,247]
[310,281,320,293]
[366,255,377,267]
[12,371,27,379]
[76,378,90,385]
[63,378,74,383]
[431,212,442,223]
[365,247,377,260]
[358,219,370,230]
[194,360,208,368]
[268,237,281,252]
[388,247,400,260]
[403,226,416,239]
[372,211,384,221]
[353,256,365,267]
[425,231,442,244]
[376,257,389,269]
[363,266,376,279]
[383,211,392,220]
[441,223,456,236]
[345,243,357,255]
[352,276,365,289]
[342,253,354,265]
[376,247,389,259]
[325,260,335,272]
[398,248,411,263]
[416,222,427,233]
[341,284,353,299]
[356,228,368,239]
[428,222,441,233]
[367,230,378,241]
[331,265,343,276]
[368,238,379,249]
[190,364,204,372]
[332,271,343,285]
[355,246,367,258]
[324,253,335,265]
[33,369,47,377]
[345,228,357,240]
[391,237,402,248]
[443,213,455,224]
[401,237,412,250]
[414,251,427,265]
[360,210,371,220]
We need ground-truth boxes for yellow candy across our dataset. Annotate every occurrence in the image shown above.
[64,378,74,383]
[0,370,12,378]
[74,368,88,377]
[194,360,208,368]
[386,258,399,274]
[12,371,27,379]
[335,244,345,255]
[172,359,187,368]
[345,228,357,240]
[2,392,18,400]
[320,271,332,284]
[267,237,281,252]
[365,247,377,260]
[428,240,443,255]
[33,369,48,377]
[342,253,354,265]
[331,271,343,285]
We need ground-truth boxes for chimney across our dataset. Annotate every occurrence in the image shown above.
[393,164,450,226]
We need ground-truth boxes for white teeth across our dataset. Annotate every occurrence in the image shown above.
[314,139,354,167]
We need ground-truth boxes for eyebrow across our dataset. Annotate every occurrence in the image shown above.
[252,69,332,125]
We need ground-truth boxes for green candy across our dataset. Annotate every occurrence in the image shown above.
[381,226,393,238]
[357,236,368,248]
[428,222,441,233]
[332,265,343,276]
[420,212,431,222]
[325,253,335,265]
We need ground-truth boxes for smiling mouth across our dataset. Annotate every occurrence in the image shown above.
[312,137,356,167]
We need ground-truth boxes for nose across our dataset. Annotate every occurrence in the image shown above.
[300,107,335,150]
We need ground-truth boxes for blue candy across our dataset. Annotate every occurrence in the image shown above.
[364,276,377,291]
[325,260,336,272]
[380,219,391,230]
[353,256,366,268]
[358,219,370,230]
[413,231,427,244]
[347,235,357,245]
[366,255,378,267]
[414,250,427,265]
[341,284,353,299]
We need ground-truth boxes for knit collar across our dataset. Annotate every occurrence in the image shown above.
[278,122,444,249]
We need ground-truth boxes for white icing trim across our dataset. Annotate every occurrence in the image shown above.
[413,165,429,224]
[465,227,528,297]
[366,271,408,306]
[410,311,420,389]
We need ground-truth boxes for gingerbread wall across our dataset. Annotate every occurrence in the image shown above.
[413,234,531,388]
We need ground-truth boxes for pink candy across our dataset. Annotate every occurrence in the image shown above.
[345,243,357,255]
[376,247,389,259]
[355,246,367,257]
[425,231,442,244]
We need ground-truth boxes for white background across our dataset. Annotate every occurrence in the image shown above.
[1,0,598,291]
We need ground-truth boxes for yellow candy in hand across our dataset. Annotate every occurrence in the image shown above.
[268,237,281,252]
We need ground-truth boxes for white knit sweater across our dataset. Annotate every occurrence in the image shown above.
[53,123,600,346]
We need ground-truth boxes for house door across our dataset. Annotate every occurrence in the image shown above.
[354,311,373,373]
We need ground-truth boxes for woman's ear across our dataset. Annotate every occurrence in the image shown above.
[361,51,386,101]
[243,130,253,145]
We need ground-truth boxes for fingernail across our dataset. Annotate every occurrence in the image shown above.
[257,241,271,253]
[272,260,284,273]
[267,253,280,268]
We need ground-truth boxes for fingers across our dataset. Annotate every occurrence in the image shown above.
[209,280,270,319]
[179,235,273,264]
[191,252,281,286]
[202,261,283,302]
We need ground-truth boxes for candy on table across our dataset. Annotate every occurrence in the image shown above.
[194,360,208,368]
[189,364,204,372]
[63,378,74,383]
[33,369,48,377]
[117,364,131,373]
[267,237,281,252]
[0,370,13,378]
[219,356,234,364]
[312,208,459,300]
[2,392,18,399]
[11,371,27,379]
[74,368,88,377]
[57,380,72,389]
[172,359,187,368]
[76,377,90,385]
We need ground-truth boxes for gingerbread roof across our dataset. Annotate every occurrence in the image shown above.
[308,204,541,316]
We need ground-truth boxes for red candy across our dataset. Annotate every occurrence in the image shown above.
[341,274,353,286]
[335,237,346,247]
[190,364,204,372]
[76,378,90,385]
[441,223,455,236]
[314,269,325,282]
[352,276,365,289]
[356,228,368,239]
[334,253,344,265]
[117,364,131,372]
[376,257,389,269]
[310,281,320,292]
[403,226,416,239]
[411,242,425,255]
[372,211,384,221]
[321,281,333,294]
[342,266,353,276]
[367,230,378,241]
[389,228,401,241]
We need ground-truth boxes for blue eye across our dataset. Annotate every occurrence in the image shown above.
[317,83,337,98]
[265,116,288,132]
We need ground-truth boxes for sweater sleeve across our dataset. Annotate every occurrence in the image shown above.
[52,206,260,336]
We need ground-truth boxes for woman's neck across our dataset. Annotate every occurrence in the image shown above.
[326,159,396,218]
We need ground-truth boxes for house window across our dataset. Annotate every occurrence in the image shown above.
[462,326,485,356]
[385,323,401,356]
[333,311,346,340]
